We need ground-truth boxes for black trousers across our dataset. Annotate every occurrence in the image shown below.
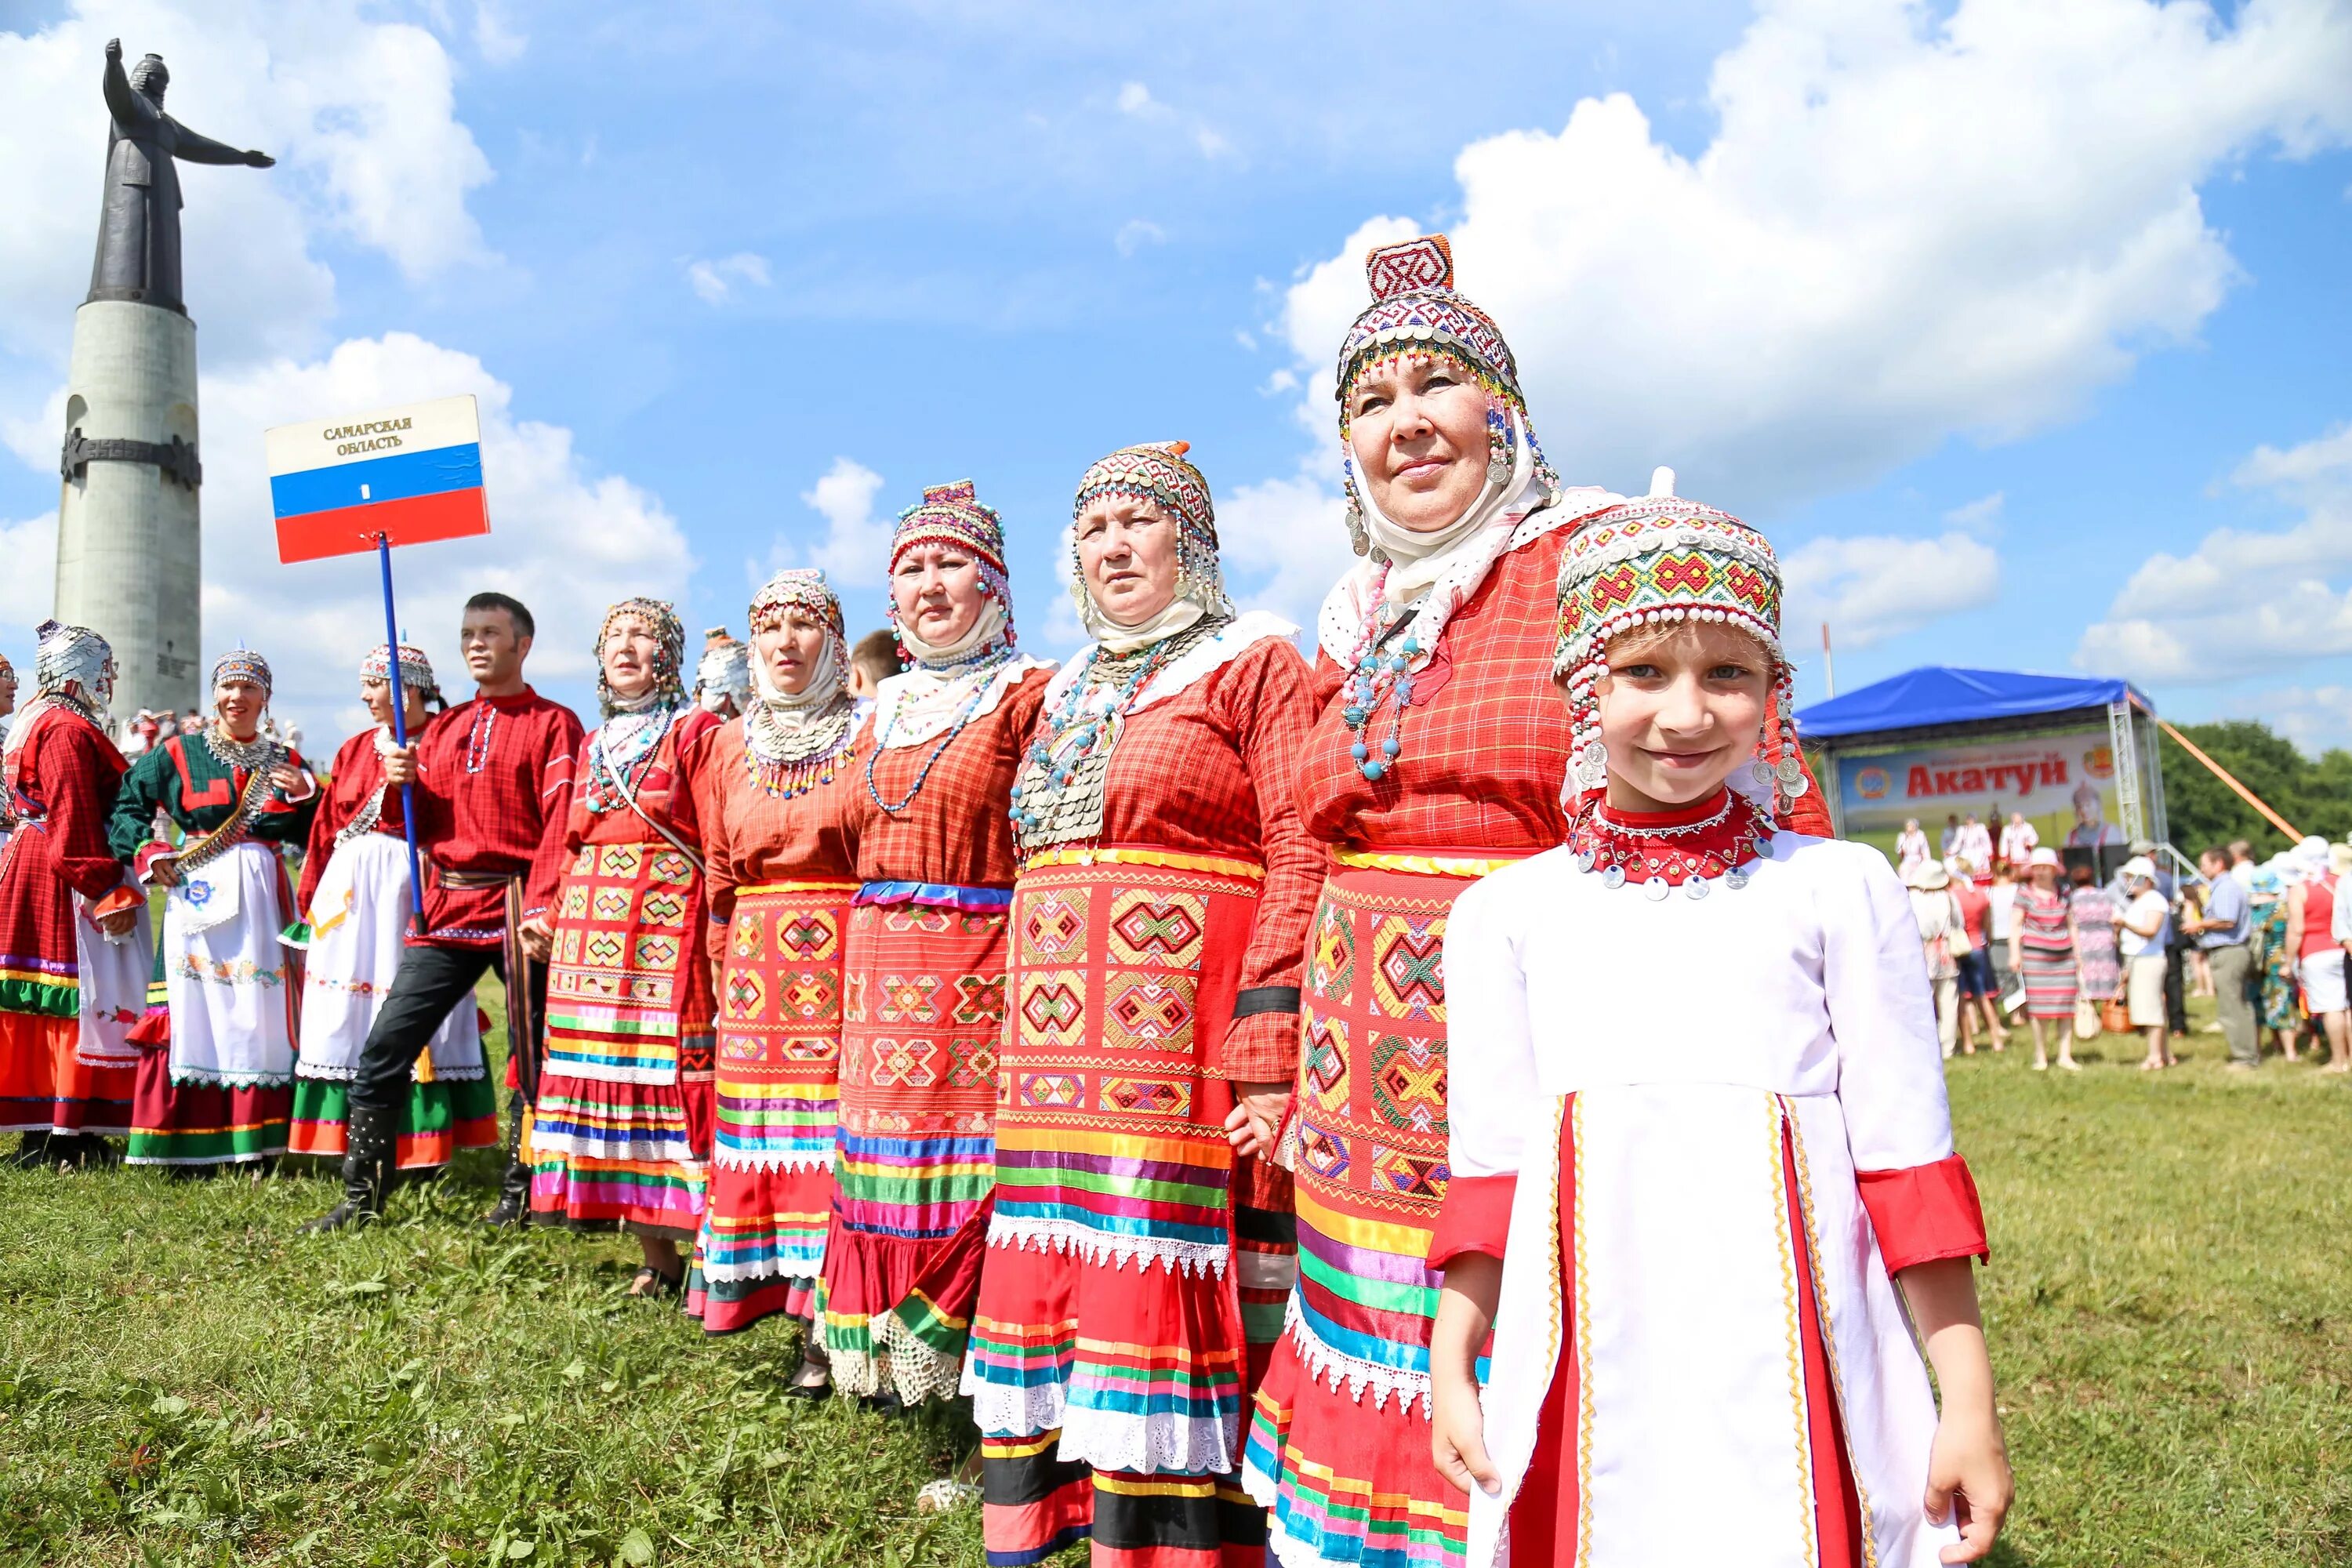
[2165,940,2190,1034]
[348,942,547,1112]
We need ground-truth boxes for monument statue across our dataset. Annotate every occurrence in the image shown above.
[55,40,272,725]
[88,38,274,313]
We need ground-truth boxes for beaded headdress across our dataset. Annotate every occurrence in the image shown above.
[749,568,848,664]
[211,647,273,697]
[360,642,437,692]
[888,479,1017,657]
[593,597,687,717]
[1334,234,1555,557]
[1552,496,1805,815]
[1069,440,1231,622]
[31,621,114,706]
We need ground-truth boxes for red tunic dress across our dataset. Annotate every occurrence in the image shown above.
[971,626,1326,1568]
[0,704,141,1136]
[1243,522,1828,1568]
[402,688,584,949]
[818,660,1054,1403]
[528,706,722,1242]
[684,717,862,1333]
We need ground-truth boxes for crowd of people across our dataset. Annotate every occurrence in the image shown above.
[0,234,2011,1567]
[1896,813,2352,1079]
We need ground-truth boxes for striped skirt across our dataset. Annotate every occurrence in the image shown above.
[2019,942,2078,1020]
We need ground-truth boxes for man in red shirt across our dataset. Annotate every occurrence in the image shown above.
[305,593,584,1231]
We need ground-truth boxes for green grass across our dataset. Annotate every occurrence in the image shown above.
[2,995,2349,1566]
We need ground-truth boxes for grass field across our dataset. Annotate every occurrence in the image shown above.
[3,993,2350,1566]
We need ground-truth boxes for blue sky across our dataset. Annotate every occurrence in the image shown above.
[3,0,2350,749]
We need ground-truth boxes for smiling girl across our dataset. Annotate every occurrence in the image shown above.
[1425,499,2009,1567]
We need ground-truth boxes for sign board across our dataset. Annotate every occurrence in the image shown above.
[266,394,488,563]
[1835,725,2126,866]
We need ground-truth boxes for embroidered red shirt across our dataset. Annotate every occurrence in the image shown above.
[403,686,585,949]
[296,728,411,914]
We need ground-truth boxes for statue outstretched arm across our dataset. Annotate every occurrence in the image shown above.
[172,125,274,168]
[101,39,158,131]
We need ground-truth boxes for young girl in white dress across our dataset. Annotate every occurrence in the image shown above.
[1425,489,2012,1566]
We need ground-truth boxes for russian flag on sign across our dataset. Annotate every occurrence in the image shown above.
[265,394,491,564]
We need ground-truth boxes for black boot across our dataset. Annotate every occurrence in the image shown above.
[480,1098,533,1228]
[9,1131,53,1170]
[301,1103,394,1232]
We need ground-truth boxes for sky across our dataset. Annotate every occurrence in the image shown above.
[2,0,2350,751]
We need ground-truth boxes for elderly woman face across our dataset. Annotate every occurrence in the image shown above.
[754,608,830,698]
[1076,493,1180,627]
[601,611,662,703]
[1347,356,1493,533]
[214,677,265,739]
[891,543,985,649]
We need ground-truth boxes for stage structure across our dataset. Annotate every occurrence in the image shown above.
[1796,666,2165,880]
[51,40,274,724]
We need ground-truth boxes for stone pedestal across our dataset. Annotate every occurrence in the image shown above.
[53,299,202,723]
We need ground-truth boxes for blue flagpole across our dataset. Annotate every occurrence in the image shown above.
[376,534,426,935]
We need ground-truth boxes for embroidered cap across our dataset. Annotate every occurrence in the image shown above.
[1336,234,1523,409]
[594,597,687,716]
[211,647,273,696]
[1070,440,1229,620]
[360,641,437,691]
[1552,495,1805,810]
[891,480,1010,582]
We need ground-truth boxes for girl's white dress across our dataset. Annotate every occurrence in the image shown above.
[1441,829,1986,1568]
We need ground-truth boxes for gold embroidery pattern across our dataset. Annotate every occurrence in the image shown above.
[1768,1096,1819,1567]
[1785,1098,1880,1566]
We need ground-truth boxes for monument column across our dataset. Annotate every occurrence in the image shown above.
[53,301,202,721]
[51,39,271,726]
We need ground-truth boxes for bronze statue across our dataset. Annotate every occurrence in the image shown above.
[87,38,274,314]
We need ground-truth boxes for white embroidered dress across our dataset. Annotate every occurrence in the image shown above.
[1443,832,1973,1568]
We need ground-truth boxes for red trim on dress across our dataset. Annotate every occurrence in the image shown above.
[1857,1153,1989,1273]
[1428,1172,1517,1270]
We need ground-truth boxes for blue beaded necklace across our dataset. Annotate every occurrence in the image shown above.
[1008,624,1200,846]
[1337,568,1425,782]
[864,657,1007,815]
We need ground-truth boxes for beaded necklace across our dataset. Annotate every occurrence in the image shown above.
[746,699,855,800]
[1335,565,1422,782]
[584,705,681,813]
[1009,617,1220,855]
[864,655,1011,816]
[201,724,281,777]
[1564,786,1775,899]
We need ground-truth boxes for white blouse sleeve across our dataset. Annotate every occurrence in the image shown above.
[1442,871,1544,1181]
[1820,847,1957,1173]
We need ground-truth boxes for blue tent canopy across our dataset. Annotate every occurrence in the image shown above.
[1796,666,2152,740]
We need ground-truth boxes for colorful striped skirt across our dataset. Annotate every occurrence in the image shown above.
[818,880,1009,1403]
[528,839,715,1240]
[686,879,858,1335]
[1243,851,1518,1568]
[2018,942,2078,1020]
[967,850,1297,1568]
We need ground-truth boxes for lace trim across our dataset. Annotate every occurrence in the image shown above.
[869,655,1055,750]
[697,1252,818,1285]
[1060,1404,1239,1479]
[966,1371,1066,1441]
[709,1146,833,1174]
[527,1127,699,1163]
[877,1312,966,1404]
[168,1069,295,1089]
[1279,1292,1432,1417]
[986,1213,1230,1277]
[1035,609,1299,720]
[293,1060,488,1085]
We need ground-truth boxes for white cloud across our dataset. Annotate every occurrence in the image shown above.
[1217,458,1357,638]
[2076,419,2352,683]
[473,0,528,65]
[684,251,772,305]
[2217,685,2352,757]
[1247,0,2352,573]
[1112,78,1233,162]
[103,332,689,742]
[0,514,60,640]
[752,457,892,595]
[1782,530,2001,649]
[0,2,495,377]
[1113,219,1167,257]
[1944,491,2005,535]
